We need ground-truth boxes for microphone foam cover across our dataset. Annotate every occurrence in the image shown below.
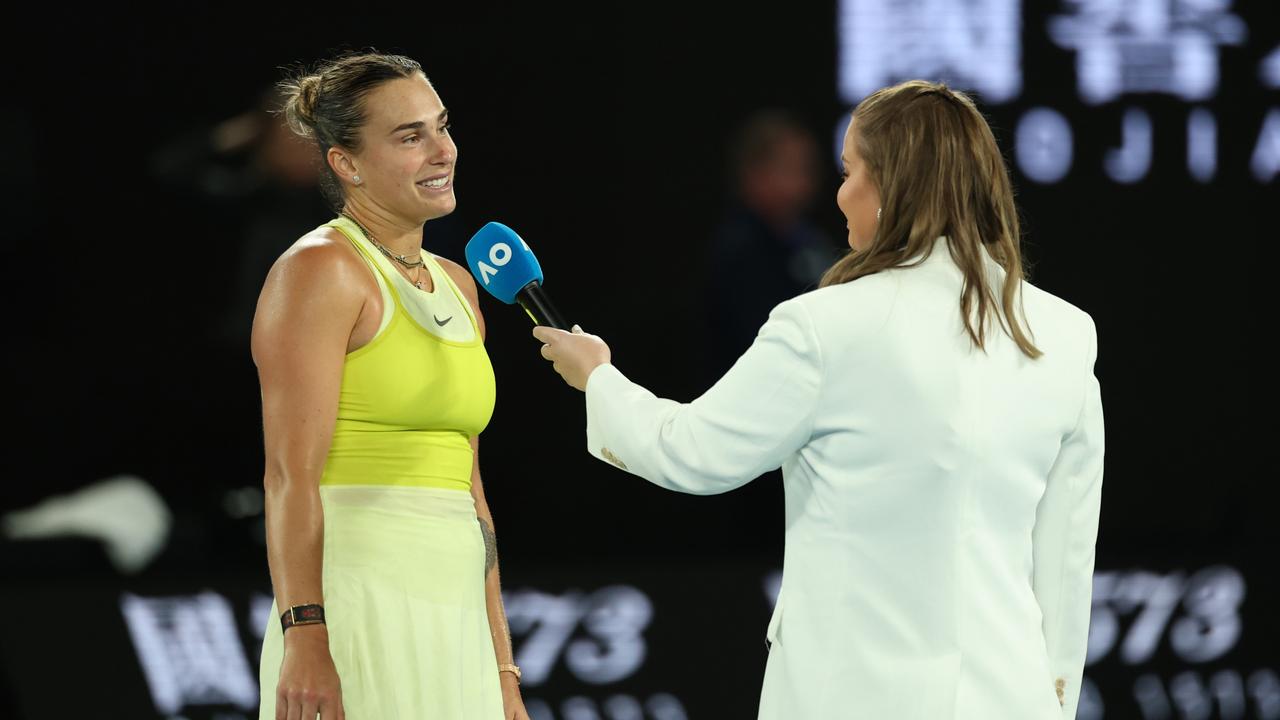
[465,222,545,304]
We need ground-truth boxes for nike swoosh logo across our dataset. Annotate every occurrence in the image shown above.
[433,315,453,327]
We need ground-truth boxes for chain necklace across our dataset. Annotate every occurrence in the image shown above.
[340,211,429,290]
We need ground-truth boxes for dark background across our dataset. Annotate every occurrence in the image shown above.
[3,2,1275,718]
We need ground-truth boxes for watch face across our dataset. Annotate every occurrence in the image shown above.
[293,605,324,623]
[284,604,325,627]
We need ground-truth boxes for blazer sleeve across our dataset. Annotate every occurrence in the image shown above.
[1032,315,1105,717]
[583,297,823,495]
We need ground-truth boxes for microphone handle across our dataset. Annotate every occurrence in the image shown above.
[516,281,569,330]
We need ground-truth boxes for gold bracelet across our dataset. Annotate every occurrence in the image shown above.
[498,663,522,683]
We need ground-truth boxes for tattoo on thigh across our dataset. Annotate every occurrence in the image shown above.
[479,517,498,575]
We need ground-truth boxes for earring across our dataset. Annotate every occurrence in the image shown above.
[353,175,362,185]
[877,207,882,221]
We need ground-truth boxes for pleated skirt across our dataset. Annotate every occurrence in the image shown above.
[258,485,504,719]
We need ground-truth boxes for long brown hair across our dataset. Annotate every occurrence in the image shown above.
[821,80,1041,359]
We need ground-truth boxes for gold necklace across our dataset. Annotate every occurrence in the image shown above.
[341,211,429,290]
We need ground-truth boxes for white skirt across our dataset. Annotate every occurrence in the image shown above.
[258,485,504,719]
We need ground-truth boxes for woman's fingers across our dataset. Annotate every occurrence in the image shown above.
[531,326,560,343]
[534,326,591,387]
[321,696,345,720]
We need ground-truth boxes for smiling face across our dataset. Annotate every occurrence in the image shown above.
[341,74,457,223]
[835,117,882,252]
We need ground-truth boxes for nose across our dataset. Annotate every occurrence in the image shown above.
[431,135,455,166]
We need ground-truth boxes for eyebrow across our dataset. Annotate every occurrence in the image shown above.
[389,109,449,135]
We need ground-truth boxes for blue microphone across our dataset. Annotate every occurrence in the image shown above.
[465,222,569,329]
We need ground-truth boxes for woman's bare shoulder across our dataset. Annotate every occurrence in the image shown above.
[275,226,359,270]
[262,226,371,293]
[253,226,375,333]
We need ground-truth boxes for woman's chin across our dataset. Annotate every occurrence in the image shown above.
[420,192,457,219]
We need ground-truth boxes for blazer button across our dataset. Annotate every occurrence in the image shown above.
[600,447,628,470]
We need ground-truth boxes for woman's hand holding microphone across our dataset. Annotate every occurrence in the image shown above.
[533,325,611,392]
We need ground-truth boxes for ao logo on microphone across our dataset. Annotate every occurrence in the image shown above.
[474,235,531,286]
[466,222,548,308]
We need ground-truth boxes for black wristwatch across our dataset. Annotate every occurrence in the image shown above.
[280,603,326,632]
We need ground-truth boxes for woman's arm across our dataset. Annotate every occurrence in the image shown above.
[439,258,529,720]
[469,439,526,718]
[252,236,366,720]
[535,297,825,495]
[1031,316,1104,717]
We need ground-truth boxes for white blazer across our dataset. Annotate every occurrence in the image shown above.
[583,236,1104,719]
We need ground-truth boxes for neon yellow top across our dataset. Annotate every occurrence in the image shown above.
[319,215,496,491]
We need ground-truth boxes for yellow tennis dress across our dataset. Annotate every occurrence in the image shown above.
[258,215,503,719]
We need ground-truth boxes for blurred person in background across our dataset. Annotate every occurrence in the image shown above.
[149,83,330,349]
[146,87,333,564]
[535,81,1104,720]
[705,110,837,381]
[253,51,528,720]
